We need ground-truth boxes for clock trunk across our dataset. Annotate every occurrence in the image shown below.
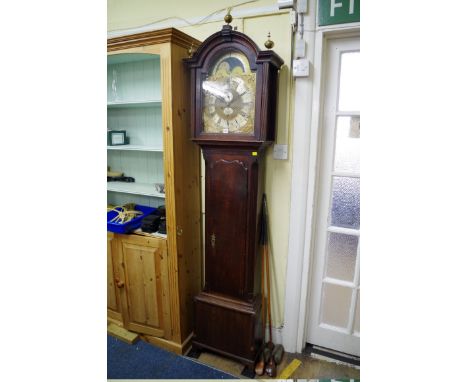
[193,146,265,367]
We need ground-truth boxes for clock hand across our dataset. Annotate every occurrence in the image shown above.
[203,81,231,103]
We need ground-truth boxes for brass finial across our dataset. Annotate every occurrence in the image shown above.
[224,9,233,24]
[188,42,194,58]
[264,32,274,49]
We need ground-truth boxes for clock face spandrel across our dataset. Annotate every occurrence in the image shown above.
[202,52,256,135]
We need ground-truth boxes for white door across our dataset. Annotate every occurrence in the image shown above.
[307,36,360,356]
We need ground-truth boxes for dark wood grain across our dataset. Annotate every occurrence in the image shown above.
[203,147,261,300]
[193,292,262,367]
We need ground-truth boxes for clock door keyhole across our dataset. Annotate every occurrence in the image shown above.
[211,233,216,249]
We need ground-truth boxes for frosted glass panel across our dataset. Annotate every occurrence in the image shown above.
[338,51,360,111]
[354,290,360,335]
[330,176,360,229]
[325,232,358,281]
[320,283,352,328]
[334,116,360,173]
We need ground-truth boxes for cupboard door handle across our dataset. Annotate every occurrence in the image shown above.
[115,278,125,288]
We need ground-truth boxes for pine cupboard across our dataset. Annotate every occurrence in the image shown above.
[107,232,123,323]
[107,29,202,354]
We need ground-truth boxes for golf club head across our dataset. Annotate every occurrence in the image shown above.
[265,357,277,378]
[273,344,285,365]
[254,359,265,376]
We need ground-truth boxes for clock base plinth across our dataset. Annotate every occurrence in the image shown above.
[193,291,262,367]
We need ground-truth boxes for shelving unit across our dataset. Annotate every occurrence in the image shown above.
[107,28,202,356]
[107,182,165,198]
[132,228,167,239]
[107,145,163,152]
[107,53,164,208]
[107,100,162,108]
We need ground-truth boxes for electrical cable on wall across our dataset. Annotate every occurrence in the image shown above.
[111,0,259,33]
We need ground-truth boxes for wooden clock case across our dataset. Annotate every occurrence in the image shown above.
[185,24,283,368]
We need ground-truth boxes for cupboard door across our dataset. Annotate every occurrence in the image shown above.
[107,233,122,322]
[119,236,169,337]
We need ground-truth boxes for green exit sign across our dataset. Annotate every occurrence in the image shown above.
[318,0,360,26]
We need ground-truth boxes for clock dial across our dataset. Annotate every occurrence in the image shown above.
[202,52,256,134]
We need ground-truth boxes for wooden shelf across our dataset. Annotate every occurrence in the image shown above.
[107,100,162,108]
[107,145,163,152]
[133,228,167,239]
[107,182,165,198]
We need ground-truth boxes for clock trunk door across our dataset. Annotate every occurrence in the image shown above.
[204,149,258,299]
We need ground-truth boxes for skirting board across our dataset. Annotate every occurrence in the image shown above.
[270,325,283,345]
[142,332,193,355]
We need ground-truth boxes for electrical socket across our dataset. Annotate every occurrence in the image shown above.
[293,59,310,77]
[273,144,288,160]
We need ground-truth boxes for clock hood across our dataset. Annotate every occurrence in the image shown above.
[184,24,283,71]
[184,23,284,147]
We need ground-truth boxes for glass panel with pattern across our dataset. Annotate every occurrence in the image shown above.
[338,51,360,111]
[320,283,352,329]
[330,176,360,229]
[334,116,360,173]
[325,232,358,281]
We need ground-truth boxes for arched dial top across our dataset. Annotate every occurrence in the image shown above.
[202,51,256,135]
[184,24,284,146]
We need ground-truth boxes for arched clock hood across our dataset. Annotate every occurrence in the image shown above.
[184,24,284,149]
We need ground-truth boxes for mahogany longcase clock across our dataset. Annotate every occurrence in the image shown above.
[185,20,283,369]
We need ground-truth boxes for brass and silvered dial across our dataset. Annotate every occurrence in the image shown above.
[202,52,256,134]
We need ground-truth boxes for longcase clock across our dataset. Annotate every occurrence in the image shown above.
[185,18,283,369]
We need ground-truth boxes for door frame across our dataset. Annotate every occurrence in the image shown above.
[307,35,360,355]
[282,12,359,352]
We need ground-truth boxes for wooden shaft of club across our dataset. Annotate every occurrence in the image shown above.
[265,242,273,343]
[261,241,265,342]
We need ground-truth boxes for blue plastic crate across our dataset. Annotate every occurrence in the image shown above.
[107,205,157,234]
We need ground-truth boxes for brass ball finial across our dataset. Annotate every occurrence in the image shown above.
[187,43,194,58]
[224,10,233,24]
[264,32,274,49]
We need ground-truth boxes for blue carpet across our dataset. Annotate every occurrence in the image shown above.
[107,335,238,379]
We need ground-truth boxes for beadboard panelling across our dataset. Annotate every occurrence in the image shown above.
[107,150,164,184]
[107,191,165,208]
[107,106,163,148]
[107,54,161,102]
[107,53,164,209]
